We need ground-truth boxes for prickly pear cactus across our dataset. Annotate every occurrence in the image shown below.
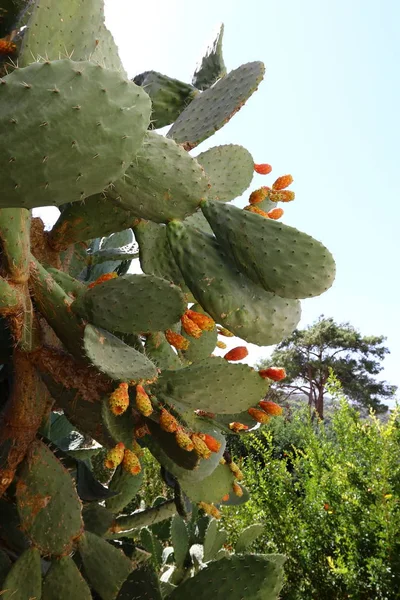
[0,2,335,598]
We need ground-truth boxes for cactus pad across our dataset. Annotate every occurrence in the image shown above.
[1,547,41,600]
[0,59,151,209]
[196,144,254,202]
[192,23,226,90]
[105,464,144,513]
[235,523,264,553]
[170,515,190,569]
[16,440,83,556]
[145,331,183,370]
[84,324,157,382]
[167,61,265,148]
[203,518,228,562]
[112,132,210,223]
[201,199,336,299]
[72,273,186,335]
[169,554,285,600]
[42,556,92,600]
[167,221,301,345]
[181,463,235,503]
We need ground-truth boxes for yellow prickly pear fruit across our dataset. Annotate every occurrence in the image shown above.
[108,383,129,416]
[159,408,179,433]
[198,501,221,519]
[175,429,195,451]
[165,329,190,350]
[181,313,203,338]
[272,174,293,191]
[229,461,244,481]
[219,457,226,465]
[104,442,125,469]
[248,407,270,424]
[135,384,153,417]
[217,326,234,337]
[186,309,215,332]
[216,340,227,349]
[270,190,295,203]
[191,434,211,459]
[122,449,141,475]
[232,482,243,497]
[88,272,118,289]
[248,186,270,205]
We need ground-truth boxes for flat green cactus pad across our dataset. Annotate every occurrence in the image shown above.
[78,531,133,600]
[112,132,210,223]
[203,518,228,562]
[0,59,151,209]
[170,515,190,569]
[133,70,198,128]
[181,463,234,503]
[18,0,126,74]
[192,23,226,90]
[196,145,254,202]
[145,331,183,371]
[72,273,186,335]
[169,554,285,600]
[106,464,144,513]
[16,440,83,556]
[167,61,265,149]
[42,556,92,600]
[116,563,162,600]
[1,548,41,600]
[183,209,214,235]
[235,523,264,553]
[84,324,157,382]
[47,267,86,299]
[201,200,336,299]
[155,356,267,414]
[167,221,301,345]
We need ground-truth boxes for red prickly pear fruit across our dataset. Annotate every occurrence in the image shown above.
[229,422,249,432]
[88,272,118,289]
[104,442,125,469]
[216,340,227,349]
[271,190,295,203]
[221,493,230,502]
[244,205,270,218]
[134,423,150,438]
[181,313,203,339]
[229,461,244,481]
[198,501,221,519]
[272,174,293,191]
[135,384,153,417]
[159,408,179,433]
[254,163,272,175]
[191,434,212,459]
[0,39,17,55]
[258,367,286,381]
[165,329,190,350]
[224,346,248,361]
[232,482,243,497]
[249,186,270,205]
[248,407,271,424]
[186,309,215,332]
[122,449,141,475]
[199,433,221,453]
[108,383,129,416]
[175,429,194,452]
[267,208,284,220]
[259,400,283,416]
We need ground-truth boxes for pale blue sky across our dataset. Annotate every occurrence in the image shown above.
[103,1,399,394]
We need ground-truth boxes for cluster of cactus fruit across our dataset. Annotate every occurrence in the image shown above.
[0,1,336,598]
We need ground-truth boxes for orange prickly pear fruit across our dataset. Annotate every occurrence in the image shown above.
[229,422,249,432]
[249,186,270,205]
[267,208,284,220]
[159,408,179,433]
[259,400,283,416]
[217,326,234,337]
[232,482,243,497]
[0,39,17,55]
[221,493,230,502]
[122,449,141,475]
[186,309,215,332]
[135,384,153,417]
[259,367,286,381]
[104,442,125,469]
[191,434,211,459]
[271,190,295,203]
[88,272,118,289]
[181,313,203,338]
[272,174,293,191]
[199,433,221,453]
[254,163,272,175]
[134,423,150,438]
[165,329,190,350]
[108,383,129,416]
[216,340,227,349]
[195,410,216,418]
[224,346,248,361]
[244,205,270,218]
[198,502,221,519]
[175,429,195,451]
[229,461,244,481]
[248,407,270,424]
